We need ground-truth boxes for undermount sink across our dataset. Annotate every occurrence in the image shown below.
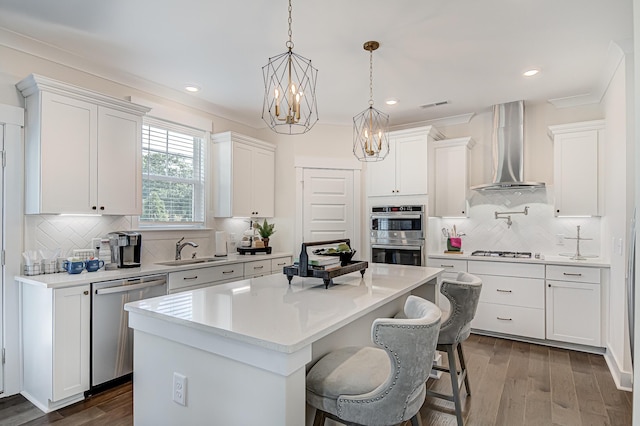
[155,257,226,266]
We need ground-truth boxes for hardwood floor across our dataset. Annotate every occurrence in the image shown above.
[0,335,632,426]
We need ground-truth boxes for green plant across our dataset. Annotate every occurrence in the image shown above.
[256,219,276,238]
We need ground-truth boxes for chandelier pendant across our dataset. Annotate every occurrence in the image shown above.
[262,0,318,135]
[353,41,389,162]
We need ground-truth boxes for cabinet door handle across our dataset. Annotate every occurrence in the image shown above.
[83,290,89,295]
[183,276,198,280]
[100,206,105,211]
[440,264,454,268]
[497,317,513,321]
[563,272,582,276]
[92,206,97,210]
[222,270,235,274]
[496,289,512,293]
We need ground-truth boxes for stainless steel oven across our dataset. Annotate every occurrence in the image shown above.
[370,205,425,266]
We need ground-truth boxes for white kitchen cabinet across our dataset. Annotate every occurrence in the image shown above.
[468,260,546,339]
[244,258,272,278]
[429,137,474,217]
[548,120,605,217]
[546,265,602,346]
[168,263,244,293]
[17,74,149,215]
[212,132,276,218]
[271,256,293,273]
[427,257,468,313]
[368,126,443,197]
[21,283,91,411]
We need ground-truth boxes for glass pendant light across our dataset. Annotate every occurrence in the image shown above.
[262,0,318,135]
[353,40,389,161]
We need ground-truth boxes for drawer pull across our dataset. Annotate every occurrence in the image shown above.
[497,317,513,321]
[222,270,235,274]
[254,265,264,270]
[440,264,454,268]
[496,289,512,293]
[183,276,198,281]
[277,262,287,266]
[563,272,582,277]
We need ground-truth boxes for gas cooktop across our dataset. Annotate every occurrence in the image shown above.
[471,250,532,258]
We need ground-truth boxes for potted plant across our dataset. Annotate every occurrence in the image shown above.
[256,219,275,247]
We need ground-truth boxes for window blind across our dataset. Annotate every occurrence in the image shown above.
[141,120,205,225]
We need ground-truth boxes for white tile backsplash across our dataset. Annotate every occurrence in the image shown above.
[428,186,602,258]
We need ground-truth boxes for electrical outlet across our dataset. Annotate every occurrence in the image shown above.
[173,372,187,406]
[556,234,564,245]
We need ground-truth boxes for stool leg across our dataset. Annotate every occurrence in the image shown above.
[457,343,471,396]
[447,345,464,426]
[313,409,326,426]
[409,413,424,426]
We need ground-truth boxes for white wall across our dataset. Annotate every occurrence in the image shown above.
[601,46,634,388]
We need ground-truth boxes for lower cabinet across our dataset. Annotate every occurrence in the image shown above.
[21,283,91,410]
[546,265,601,346]
[168,263,244,293]
[427,257,468,313]
[469,261,546,339]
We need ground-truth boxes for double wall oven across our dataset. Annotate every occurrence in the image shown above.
[370,205,425,266]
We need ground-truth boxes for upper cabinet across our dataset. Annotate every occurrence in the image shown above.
[548,120,605,217]
[17,74,149,215]
[212,132,276,218]
[368,126,443,197]
[429,137,475,217]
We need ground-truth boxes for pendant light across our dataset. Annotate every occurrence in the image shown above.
[353,41,389,162]
[262,0,318,135]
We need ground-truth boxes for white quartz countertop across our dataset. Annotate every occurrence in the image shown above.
[124,263,443,353]
[428,252,610,268]
[15,252,293,288]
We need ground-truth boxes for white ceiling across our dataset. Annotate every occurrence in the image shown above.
[0,0,633,128]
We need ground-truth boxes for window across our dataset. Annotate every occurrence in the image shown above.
[140,118,206,226]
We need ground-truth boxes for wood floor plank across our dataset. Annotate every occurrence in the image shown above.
[549,347,581,425]
[573,371,607,417]
[524,344,552,426]
[495,341,529,425]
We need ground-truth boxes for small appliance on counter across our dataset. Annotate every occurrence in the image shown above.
[108,231,142,268]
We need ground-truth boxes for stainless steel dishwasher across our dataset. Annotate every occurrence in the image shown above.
[91,274,167,389]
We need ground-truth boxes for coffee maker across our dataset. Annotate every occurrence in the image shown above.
[108,231,142,268]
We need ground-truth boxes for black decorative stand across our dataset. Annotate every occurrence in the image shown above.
[237,247,272,255]
[283,239,368,289]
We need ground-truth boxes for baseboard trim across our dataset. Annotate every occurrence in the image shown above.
[604,344,633,392]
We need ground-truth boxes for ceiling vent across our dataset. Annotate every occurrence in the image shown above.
[419,100,449,109]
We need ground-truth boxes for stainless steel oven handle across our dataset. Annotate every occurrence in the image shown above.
[371,244,422,251]
[95,279,167,295]
[371,214,422,220]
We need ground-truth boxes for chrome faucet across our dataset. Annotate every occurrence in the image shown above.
[175,237,199,260]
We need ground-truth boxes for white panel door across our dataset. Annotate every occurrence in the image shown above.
[303,169,355,244]
[0,124,3,392]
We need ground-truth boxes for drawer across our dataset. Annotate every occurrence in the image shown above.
[168,264,243,292]
[472,302,545,339]
[244,259,272,277]
[468,261,544,279]
[428,258,467,272]
[271,256,292,272]
[546,265,600,284]
[477,274,545,309]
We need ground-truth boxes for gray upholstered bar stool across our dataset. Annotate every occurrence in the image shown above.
[306,295,442,426]
[428,271,482,426]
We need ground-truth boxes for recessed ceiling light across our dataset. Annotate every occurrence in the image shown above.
[184,85,200,92]
[523,69,540,77]
[385,98,398,105]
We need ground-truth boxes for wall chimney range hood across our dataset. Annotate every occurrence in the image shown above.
[471,100,545,191]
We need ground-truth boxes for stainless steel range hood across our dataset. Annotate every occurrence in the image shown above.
[471,100,545,191]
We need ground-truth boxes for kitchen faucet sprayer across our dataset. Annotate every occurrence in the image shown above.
[175,237,199,260]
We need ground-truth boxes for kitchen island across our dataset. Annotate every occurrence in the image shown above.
[124,263,442,426]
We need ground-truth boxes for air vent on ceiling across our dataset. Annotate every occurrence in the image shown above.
[419,100,449,109]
